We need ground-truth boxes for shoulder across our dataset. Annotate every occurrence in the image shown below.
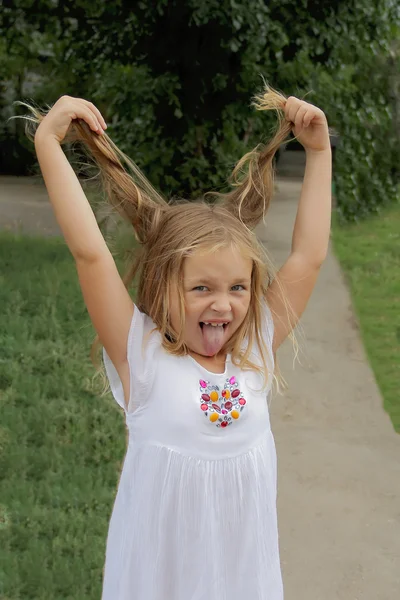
[129,306,161,347]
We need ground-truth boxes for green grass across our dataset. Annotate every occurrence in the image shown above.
[331,203,400,433]
[0,232,129,599]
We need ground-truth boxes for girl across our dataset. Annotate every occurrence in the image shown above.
[20,83,331,599]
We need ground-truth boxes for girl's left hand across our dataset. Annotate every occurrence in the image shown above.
[284,96,331,153]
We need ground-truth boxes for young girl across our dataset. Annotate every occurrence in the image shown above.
[21,83,331,599]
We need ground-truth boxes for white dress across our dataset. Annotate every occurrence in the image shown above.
[101,301,283,600]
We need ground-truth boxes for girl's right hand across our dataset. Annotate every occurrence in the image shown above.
[35,95,107,144]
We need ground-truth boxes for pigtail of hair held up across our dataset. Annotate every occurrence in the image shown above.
[73,124,168,244]
[14,101,167,244]
[207,82,292,230]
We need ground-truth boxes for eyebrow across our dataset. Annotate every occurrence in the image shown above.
[186,277,251,285]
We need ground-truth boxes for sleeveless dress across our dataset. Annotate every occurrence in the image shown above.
[101,301,283,600]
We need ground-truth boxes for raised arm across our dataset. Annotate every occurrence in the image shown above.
[33,98,134,403]
[265,97,332,352]
[34,132,110,261]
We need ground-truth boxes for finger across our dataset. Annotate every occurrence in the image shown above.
[284,96,295,122]
[305,107,324,127]
[83,107,104,133]
[81,99,107,130]
[285,97,302,124]
[303,110,314,127]
[295,105,308,129]
[74,104,104,133]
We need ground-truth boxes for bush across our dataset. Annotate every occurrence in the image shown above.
[2,0,399,219]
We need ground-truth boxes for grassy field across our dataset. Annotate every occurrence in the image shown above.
[331,203,400,433]
[0,232,129,599]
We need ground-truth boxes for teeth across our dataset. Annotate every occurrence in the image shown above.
[202,322,228,327]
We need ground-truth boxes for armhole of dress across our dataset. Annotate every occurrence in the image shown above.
[102,307,139,414]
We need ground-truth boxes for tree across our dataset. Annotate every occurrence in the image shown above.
[2,0,399,218]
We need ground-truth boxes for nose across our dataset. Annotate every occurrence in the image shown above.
[210,293,231,314]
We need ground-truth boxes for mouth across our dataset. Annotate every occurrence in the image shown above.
[199,321,230,330]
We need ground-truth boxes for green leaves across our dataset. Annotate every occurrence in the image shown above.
[3,0,399,218]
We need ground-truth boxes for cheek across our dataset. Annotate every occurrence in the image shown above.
[237,301,251,326]
[184,292,202,311]
[184,298,202,324]
[237,293,251,313]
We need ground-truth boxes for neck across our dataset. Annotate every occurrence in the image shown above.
[189,349,227,363]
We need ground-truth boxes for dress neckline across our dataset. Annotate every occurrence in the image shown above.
[186,353,231,377]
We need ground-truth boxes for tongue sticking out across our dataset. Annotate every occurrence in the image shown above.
[201,324,225,356]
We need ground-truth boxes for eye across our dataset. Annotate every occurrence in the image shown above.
[192,285,245,292]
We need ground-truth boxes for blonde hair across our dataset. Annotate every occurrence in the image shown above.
[18,81,300,395]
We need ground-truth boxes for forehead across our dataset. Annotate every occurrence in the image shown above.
[183,246,252,282]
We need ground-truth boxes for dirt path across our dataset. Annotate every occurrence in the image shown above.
[1,174,400,598]
[0,176,62,236]
[256,179,400,599]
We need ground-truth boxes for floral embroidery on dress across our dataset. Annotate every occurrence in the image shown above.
[198,376,247,428]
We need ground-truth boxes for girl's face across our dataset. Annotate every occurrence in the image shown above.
[169,246,252,358]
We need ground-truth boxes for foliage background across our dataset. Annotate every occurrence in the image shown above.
[1,0,399,219]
